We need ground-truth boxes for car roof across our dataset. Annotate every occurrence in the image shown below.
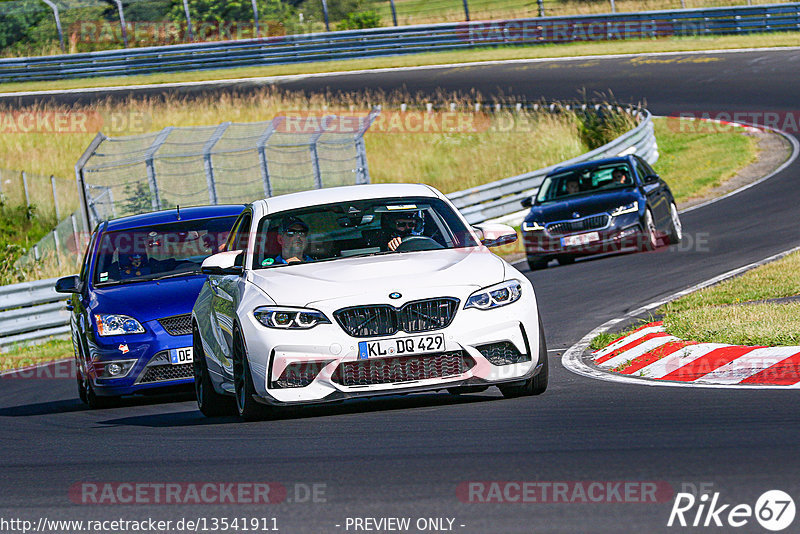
[258,184,441,214]
[548,156,633,176]
[104,205,244,231]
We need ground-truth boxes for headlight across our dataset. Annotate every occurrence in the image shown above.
[611,201,639,216]
[465,280,523,310]
[95,314,145,336]
[522,221,545,231]
[253,307,331,329]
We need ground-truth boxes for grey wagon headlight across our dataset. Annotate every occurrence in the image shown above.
[253,307,331,329]
[465,280,523,310]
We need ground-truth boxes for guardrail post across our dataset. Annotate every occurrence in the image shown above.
[182,0,194,41]
[112,0,129,47]
[50,175,60,221]
[389,0,398,26]
[21,171,30,208]
[462,0,470,21]
[610,0,616,14]
[40,0,65,52]
[537,0,545,17]
[257,118,283,197]
[321,0,330,32]
[203,122,230,205]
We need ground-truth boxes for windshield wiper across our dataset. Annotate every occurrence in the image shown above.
[148,269,202,281]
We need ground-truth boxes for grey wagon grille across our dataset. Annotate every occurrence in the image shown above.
[547,215,609,235]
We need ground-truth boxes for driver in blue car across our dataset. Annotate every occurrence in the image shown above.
[275,216,314,264]
[383,212,420,251]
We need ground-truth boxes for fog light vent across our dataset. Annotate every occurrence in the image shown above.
[274,362,326,389]
[476,341,529,366]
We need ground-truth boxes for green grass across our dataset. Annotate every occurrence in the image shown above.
[1,32,799,94]
[594,251,800,352]
[0,200,58,285]
[589,324,642,351]
[0,338,73,370]
[652,117,758,203]
[663,302,800,347]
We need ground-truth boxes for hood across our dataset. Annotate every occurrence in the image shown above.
[529,189,640,222]
[92,275,206,322]
[247,248,507,307]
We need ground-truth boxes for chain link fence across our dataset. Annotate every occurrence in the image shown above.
[13,110,379,268]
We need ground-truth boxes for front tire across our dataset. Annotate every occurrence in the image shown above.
[86,382,119,409]
[639,208,658,251]
[666,202,682,245]
[499,316,548,398]
[527,256,549,270]
[233,328,271,421]
[193,324,234,417]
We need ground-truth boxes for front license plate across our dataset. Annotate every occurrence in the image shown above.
[561,231,600,247]
[169,347,193,365]
[358,334,445,360]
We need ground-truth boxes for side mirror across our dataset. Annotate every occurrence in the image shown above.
[201,250,243,275]
[55,275,82,294]
[520,196,533,209]
[474,223,518,248]
[643,174,659,184]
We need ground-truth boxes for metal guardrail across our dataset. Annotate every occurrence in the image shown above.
[449,108,657,224]
[0,3,798,83]
[0,277,71,350]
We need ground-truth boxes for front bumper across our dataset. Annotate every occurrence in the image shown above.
[86,317,195,396]
[523,214,644,257]
[239,289,542,405]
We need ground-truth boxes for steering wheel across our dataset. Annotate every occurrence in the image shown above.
[394,235,445,252]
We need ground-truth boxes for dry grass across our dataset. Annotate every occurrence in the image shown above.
[0,90,594,195]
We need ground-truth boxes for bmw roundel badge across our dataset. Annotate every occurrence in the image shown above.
[389,292,402,299]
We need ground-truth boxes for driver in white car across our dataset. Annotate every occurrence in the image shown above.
[274,216,314,264]
[383,212,421,251]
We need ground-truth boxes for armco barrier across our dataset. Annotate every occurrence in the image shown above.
[0,277,72,350]
[0,4,798,83]
[448,107,657,224]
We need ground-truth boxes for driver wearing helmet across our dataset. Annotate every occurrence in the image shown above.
[382,211,421,251]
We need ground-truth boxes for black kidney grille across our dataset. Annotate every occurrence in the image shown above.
[158,313,192,336]
[331,351,474,386]
[547,214,609,235]
[334,298,459,338]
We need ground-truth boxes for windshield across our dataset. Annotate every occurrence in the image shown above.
[93,216,237,286]
[536,163,634,204]
[253,197,479,269]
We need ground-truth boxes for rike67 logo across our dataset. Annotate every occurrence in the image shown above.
[668,490,795,531]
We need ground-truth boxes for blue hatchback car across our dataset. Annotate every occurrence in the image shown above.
[56,205,242,408]
[520,155,682,270]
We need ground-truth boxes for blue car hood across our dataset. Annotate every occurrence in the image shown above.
[529,189,640,221]
[92,275,206,322]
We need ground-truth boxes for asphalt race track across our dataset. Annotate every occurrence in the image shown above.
[2,49,800,533]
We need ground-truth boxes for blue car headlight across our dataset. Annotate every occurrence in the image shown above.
[465,280,523,310]
[610,201,639,216]
[95,314,145,336]
[254,307,331,329]
[522,221,545,231]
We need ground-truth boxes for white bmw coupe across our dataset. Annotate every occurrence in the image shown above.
[192,184,547,419]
